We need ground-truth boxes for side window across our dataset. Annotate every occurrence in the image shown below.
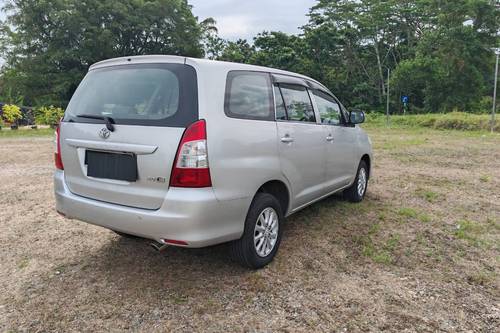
[313,90,341,125]
[224,71,274,121]
[279,84,316,123]
[274,86,287,120]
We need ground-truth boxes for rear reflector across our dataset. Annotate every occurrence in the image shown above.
[55,123,64,170]
[170,120,212,188]
[163,239,189,246]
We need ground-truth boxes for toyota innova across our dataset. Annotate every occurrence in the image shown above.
[54,55,372,268]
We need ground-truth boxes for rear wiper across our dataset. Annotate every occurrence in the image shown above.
[76,114,115,132]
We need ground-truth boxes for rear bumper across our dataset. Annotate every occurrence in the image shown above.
[54,170,248,247]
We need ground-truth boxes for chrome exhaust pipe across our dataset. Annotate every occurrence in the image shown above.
[150,240,169,252]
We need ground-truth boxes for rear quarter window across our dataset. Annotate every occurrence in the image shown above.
[224,71,274,121]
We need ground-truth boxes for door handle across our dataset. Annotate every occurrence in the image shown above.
[280,136,294,143]
[326,135,334,142]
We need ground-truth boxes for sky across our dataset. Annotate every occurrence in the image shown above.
[188,0,315,41]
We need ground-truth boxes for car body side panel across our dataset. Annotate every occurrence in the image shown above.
[321,125,355,191]
[276,121,327,209]
[189,60,285,207]
[354,125,373,176]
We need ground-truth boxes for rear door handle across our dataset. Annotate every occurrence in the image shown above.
[326,135,334,142]
[280,136,294,143]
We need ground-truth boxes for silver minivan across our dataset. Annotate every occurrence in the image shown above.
[54,55,372,268]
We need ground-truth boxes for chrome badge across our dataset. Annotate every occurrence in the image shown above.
[99,127,111,139]
[147,177,167,183]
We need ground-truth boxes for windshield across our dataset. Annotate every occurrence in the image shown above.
[64,63,198,127]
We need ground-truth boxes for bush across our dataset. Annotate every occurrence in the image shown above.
[474,96,493,114]
[35,106,65,125]
[2,104,22,124]
[365,112,498,132]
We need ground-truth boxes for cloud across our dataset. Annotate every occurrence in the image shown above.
[189,0,315,41]
[216,15,253,39]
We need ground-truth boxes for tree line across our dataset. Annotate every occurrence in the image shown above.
[0,0,499,113]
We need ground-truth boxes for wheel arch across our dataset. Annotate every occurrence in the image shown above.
[254,180,291,216]
[361,154,371,179]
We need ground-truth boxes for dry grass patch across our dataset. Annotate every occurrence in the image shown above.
[1,128,499,332]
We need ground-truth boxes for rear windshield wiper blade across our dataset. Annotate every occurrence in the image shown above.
[76,114,115,132]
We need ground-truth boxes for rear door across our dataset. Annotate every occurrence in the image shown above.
[60,62,198,210]
[274,82,327,209]
[311,90,355,192]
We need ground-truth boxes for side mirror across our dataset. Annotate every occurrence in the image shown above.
[349,110,365,124]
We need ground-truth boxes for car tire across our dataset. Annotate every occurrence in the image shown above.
[230,193,284,269]
[344,160,369,203]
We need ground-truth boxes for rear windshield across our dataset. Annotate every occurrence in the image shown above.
[64,63,198,127]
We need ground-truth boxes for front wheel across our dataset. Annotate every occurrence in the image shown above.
[344,160,368,203]
[230,193,284,269]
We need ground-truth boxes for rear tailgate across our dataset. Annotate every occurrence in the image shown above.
[60,61,198,210]
[61,123,184,210]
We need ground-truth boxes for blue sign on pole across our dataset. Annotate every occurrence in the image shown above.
[402,95,409,105]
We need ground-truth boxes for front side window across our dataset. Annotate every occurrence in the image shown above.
[313,90,342,125]
[279,84,316,123]
[225,71,274,121]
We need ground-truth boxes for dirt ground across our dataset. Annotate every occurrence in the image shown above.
[0,127,499,332]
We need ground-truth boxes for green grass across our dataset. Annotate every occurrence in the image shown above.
[415,188,441,203]
[398,207,419,219]
[467,270,496,286]
[17,257,30,270]
[365,112,498,132]
[0,127,54,138]
[362,234,400,265]
[357,222,401,265]
[397,207,432,223]
[479,175,491,183]
[453,219,498,248]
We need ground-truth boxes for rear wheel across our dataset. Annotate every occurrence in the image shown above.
[230,193,283,269]
[344,160,368,203]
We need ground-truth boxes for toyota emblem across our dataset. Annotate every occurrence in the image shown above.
[99,127,111,139]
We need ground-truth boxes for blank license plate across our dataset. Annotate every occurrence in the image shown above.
[85,150,137,182]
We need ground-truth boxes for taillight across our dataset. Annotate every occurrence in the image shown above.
[55,123,64,170]
[170,120,212,188]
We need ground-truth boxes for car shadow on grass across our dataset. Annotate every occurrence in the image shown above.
[27,194,378,303]
[80,190,374,285]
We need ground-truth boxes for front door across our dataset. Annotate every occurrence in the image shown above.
[310,89,356,192]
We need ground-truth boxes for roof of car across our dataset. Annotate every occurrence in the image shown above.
[90,55,328,92]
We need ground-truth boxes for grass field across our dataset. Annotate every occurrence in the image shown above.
[0,127,54,138]
[366,112,499,132]
[0,125,498,332]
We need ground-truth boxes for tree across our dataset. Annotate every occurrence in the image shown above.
[1,0,499,113]
[218,39,256,64]
[392,0,499,112]
[0,0,207,107]
[301,0,498,112]
[252,31,309,74]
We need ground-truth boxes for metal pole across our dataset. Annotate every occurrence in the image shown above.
[492,52,499,133]
[386,68,390,126]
